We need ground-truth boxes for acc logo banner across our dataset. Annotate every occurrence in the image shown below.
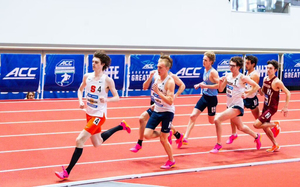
[214,54,243,78]
[0,54,41,92]
[282,53,300,86]
[88,54,125,90]
[129,55,160,89]
[44,54,84,91]
[170,54,203,89]
[55,59,75,87]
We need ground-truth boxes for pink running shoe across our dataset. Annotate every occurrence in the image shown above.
[271,121,281,138]
[210,143,222,153]
[130,144,142,153]
[55,166,69,180]
[120,120,131,133]
[160,160,176,169]
[183,138,188,145]
[254,133,262,150]
[175,133,184,148]
[168,131,173,145]
[226,134,238,144]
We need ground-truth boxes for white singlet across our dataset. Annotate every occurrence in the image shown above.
[151,75,175,113]
[226,73,245,108]
[245,70,258,99]
[85,73,108,117]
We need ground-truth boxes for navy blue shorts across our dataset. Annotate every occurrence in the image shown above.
[146,111,174,133]
[195,94,218,116]
[231,105,244,117]
[244,96,259,109]
[146,108,153,116]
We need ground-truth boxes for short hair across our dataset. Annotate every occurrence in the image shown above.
[245,55,258,67]
[160,55,173,69]
[93,51,111,71]
[267,60,279,70]
[26,92,35,99]
[230,56,243,70]
[204,51,216,65]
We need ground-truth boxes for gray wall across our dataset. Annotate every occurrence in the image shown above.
[0,0,299,50]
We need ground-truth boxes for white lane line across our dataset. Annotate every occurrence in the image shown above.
[1,109,300,125]
[1,144,300,174]
[1,100,300,114]
[1,130,300,154]
[1,118,300,138]
[36,157,300,187]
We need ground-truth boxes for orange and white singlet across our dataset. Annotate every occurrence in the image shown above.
[85,73,107,117]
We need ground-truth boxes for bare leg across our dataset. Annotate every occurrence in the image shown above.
[231,117,257,138]
[184,108,201,139]
[251,107,260,119]
[144,128,160,139]
[138,111,150,140]
[160,132,174,161]
[214,108,240,144]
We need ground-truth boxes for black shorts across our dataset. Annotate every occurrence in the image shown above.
[146,111,174,133]
[244,96,259,109]
[195,94,218,116]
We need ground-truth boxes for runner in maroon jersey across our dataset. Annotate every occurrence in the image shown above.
[253,60,291,152]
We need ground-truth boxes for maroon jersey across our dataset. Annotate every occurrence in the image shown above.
[262,76,279,110]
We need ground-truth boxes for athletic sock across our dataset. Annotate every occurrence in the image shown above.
[174,131,181,139]
[66,147,83,174]
[137,139,143,146]
[101,125,123,142]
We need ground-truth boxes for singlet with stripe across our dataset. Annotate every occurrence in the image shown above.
[262,76,279,110]
[85,73,108,117]
[151,75,175,113]
[150,71,159,104]
[226,73,245,108]
[245,70,259,98]
[202,68,218,96]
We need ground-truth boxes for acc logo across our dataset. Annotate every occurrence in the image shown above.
[142,61,155,70]
[176,67,201,78]
[217,59,230,76]
[3,67,38,80]
[55,59,75,87]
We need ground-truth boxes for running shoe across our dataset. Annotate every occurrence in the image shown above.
[266,145,280,152]
[210,143,222,153]
[55,166,69,180]
[254,133,262,150]
[120,120,131,133]
[168,130,173,145]
[271,121,281,138]
[183,138,188,145]
[129,144,142,153]
[175,133,184,148]
[160,160,176,169]
[226,134,238,144]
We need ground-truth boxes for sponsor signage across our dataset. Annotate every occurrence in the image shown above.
[44,54,84,91]
[282,54,300,86]
[0,54,41,92]
[88,54,125,90]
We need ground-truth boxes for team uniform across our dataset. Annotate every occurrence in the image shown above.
[146,75,175,133]
[195,68,218,116]
[226,72,245,116]
[147,71,159,115]
[258,76,280,123]
[84,73,108,135]
[244,71,259,109]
